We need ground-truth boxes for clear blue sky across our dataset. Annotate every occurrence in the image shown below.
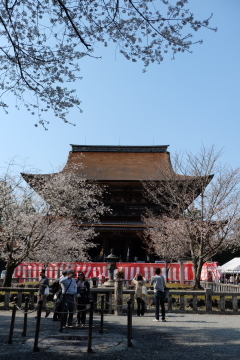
[0,0,239,174]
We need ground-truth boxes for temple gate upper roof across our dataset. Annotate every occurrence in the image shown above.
[21,145,213,192]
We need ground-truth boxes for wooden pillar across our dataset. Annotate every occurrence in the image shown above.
[180,294,185,311]
[168,294,172,311]
[128,237,132,262]
[102,236,108,261]
[114,280,123,316]
[4,291,10,308]
[220,295,225,312]
[179,260,185,284]
[17,292,22,308]
[232,295,238,313]
[205,289,212,312]
[105,290,113,314]
[193,295,198,312]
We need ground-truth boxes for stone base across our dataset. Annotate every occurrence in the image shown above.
[102,280,115,287]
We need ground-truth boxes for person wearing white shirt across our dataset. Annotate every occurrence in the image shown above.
[59,269,77,327]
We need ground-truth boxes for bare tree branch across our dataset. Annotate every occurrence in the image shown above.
[143,145,240,289]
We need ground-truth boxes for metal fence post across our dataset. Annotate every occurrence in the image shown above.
[22,296,29,336]
[33,299,43,352]
[87,300,94,353]
[130,297,133,340]
[127,298,132,347]
[8,297,18,344]
[59,294,66,333]
[99,295,104,334]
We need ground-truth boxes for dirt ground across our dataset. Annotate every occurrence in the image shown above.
[1,309,240,360]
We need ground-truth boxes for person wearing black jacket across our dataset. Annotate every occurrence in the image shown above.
[52,270,67,321]
[76,272,90,326]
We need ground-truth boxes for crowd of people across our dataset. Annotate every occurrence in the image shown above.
[37,268,91,327]
[219,273,240,284]
[37,267,168,326]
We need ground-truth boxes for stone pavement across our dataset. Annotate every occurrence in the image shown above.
[1,309,240,360]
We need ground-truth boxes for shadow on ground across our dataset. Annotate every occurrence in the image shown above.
[0,311,240,359]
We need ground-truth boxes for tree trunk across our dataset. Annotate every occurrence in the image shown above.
[192,259,204,290]
[165,262,171,284]
[165,263,168,283]
[3,261,16,287]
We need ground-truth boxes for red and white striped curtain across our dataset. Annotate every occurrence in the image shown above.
[14,261,218,282]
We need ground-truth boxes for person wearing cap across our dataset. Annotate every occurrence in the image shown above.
[59,269,77,327]
[76,272,90,326]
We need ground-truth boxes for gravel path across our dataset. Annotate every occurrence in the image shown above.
[1,310,240,360]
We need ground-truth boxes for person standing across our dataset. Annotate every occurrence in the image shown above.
[37,269,50,318]
[59,269,77,327]
[132,274,147,316]
[52,269,68,321]
[150,268,166,322]
[236,274,240,284]
[76,272,90,326]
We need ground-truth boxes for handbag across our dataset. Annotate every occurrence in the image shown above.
[142,285,148,297]
[56,279,72,307]
[87,292,93,303]
[56,293,63,305]
[44,286,50,295]
[164,286,169,300]
[53,293,58,300]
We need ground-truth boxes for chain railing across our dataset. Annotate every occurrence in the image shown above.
[6,290,135,353]
[7,284,240,353]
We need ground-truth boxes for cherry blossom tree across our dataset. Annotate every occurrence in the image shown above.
[0,161,107,286]
[143,146,240,289]
[142,212,189,282]
[0,1,216,128]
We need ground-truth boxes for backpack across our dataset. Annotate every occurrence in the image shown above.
[52,279,60,294]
